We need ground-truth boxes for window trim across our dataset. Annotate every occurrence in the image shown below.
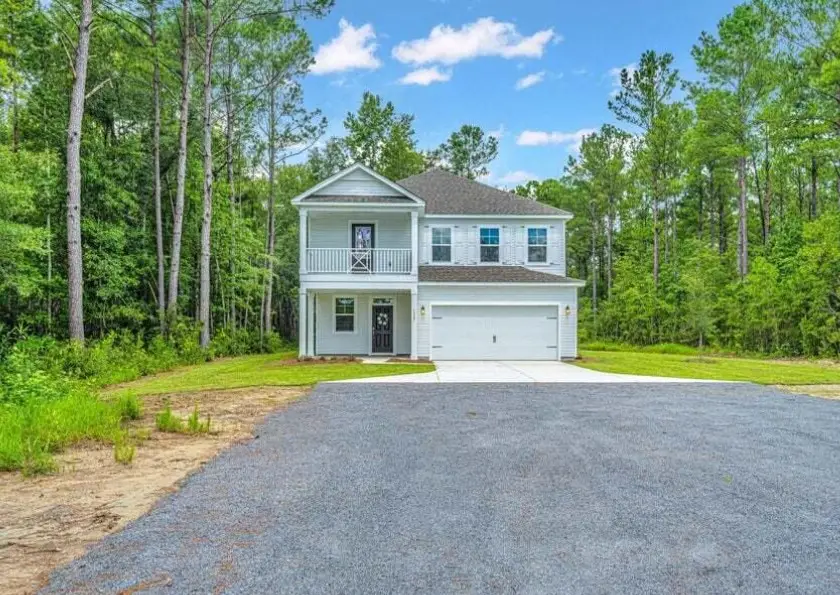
[333,296,357,334]
[527,226,549,264]
[431,226,453,264]
[479,226,501,264]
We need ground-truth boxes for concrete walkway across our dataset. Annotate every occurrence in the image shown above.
[342,360,717,383]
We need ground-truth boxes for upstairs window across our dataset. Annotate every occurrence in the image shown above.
[480,228,500,263]
[334,297,355,333]
[528,228,548,263]
[431,227,452,263]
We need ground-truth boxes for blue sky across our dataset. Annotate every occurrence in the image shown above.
[299,0,740,185]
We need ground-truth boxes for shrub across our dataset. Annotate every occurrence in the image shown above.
[113,434,136,465]
[155,402,184,433]
[116,392,143,421]
[186,405,211,434]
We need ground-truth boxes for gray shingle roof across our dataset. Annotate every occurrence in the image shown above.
[419,265,574,283]
[303,195,415,204]
[397,168,571,216]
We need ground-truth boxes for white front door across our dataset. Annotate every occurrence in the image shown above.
[431,305,558,360]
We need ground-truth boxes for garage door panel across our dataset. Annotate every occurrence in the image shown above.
[432,305,558,361]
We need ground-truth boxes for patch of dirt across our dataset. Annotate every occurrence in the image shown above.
[0,386,307,594]
[776,384,840,400]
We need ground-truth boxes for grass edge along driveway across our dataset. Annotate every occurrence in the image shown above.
[575,350,840,385]
[107,352,435,396]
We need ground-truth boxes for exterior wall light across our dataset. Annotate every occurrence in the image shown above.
[564,305,572,317]
[420,305,426,316]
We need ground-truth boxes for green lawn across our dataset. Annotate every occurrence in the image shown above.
[107,352,435,396]
[575,350,840,385]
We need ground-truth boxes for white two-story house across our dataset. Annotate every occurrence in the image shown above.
[292,163,584,361]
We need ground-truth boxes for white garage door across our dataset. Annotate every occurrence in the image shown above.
[431,305,558,360]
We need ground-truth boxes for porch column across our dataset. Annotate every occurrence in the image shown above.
[410,288,418,360]
[307,291,316,356]
[410,210,418,276]
[298,288,307,357]
[299,209,308,274]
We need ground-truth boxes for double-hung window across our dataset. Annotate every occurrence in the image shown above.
[528,228,548,263]
[334,297,355,333]
[480,227,500,263]
[431,227,452,263]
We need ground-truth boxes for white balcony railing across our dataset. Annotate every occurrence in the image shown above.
[305,248,413,274]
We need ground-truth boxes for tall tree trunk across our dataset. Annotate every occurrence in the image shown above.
[199,2,214,348]
[66,0,94,342]
[796,166,804,217]
[717,177,727,256]
[762,134,772,243]
[606,194,614,297]
[151,0,165,333]
[167,0,191,322]
[224,53,236,330]
[262,84,277,341]
[752,158,766,246]
[652,193,660,287]
[590,209,597,332]
[834,162,840,210]
[810,155,818,220]
[737,155,748,278]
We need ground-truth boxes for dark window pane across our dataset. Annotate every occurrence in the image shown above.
[432,245,451,262]
[481,246,500,262]
[335,314,354,332]
[528,245,547,263]
[480,228,499,245]
[528,228,547,245]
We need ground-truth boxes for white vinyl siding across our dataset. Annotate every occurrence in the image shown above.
[314,293,411,356]
[308,212,412,250]
[311,168,402,197]
[417,284,578,359]
[419,218,566,276]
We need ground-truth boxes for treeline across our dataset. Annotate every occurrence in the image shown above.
[0,0,501,355]
[2,0,838,360]
[516,0,840,357]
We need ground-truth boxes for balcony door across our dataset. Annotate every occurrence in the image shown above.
[351,223,375,273]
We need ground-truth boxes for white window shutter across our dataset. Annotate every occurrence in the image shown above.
[422,225,431,264]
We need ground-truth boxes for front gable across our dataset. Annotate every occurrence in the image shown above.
[292,163,424,206]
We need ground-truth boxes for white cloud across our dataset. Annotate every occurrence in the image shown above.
[607,62,636,95]
[392,17,557,66]
[310,19,382,75]
[572,67,587,75]
[496,170,541,184]
[516,128,597,152]
[398,66,452,86]
[515,71,546,90]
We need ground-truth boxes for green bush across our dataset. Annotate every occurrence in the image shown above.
[116,392,143,421]
[186,405,211,434]
[155,402,184,433]
[113,434,135,465]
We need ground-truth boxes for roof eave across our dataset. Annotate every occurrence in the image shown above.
[291,163,426,207]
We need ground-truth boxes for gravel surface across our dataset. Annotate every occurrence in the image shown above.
[43,383,840,594]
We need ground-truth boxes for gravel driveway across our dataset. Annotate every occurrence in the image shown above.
[44,384,840,594]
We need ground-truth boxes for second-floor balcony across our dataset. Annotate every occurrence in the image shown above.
[305,248,413,275]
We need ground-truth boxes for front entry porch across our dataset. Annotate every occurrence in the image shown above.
[298,289,418,359]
